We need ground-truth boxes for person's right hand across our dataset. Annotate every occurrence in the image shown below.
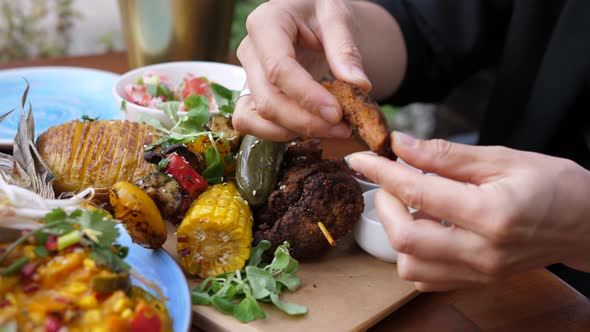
[233,0,372,141]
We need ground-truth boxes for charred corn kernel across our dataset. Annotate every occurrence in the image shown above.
[83,309,102,324]
[77,295,98,309]
[121,308,134,319]
[112,298,131,314]
[68,282,89,295]
[186,136,236,175]
[177,182,253,278]
[83,257,97,270]
[109,181,167,249]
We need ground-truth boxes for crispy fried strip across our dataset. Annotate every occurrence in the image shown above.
[322,80,395,159]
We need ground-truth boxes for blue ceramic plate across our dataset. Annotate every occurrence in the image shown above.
[117,225,192,332]
[0,67,122,146]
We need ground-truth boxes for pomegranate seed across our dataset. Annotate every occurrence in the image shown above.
[21,262,38,278]
[45,235,58,251]
[54,296,69,303]
[44,316,61,332]
[64,244,82,253]
[23,283,39,294]
[0,300,10,308]
[94,292,111,301]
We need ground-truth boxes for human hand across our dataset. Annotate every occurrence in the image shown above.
[347,132,590,291]
[233,0,372,141]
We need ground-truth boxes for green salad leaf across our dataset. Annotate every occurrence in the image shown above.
[201,142,224,184]
[191,240,307,323]
[210,83,239,118]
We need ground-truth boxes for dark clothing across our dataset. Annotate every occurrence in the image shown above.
[374,0,590,296]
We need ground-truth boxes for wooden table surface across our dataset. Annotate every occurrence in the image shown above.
[2,52,590,332]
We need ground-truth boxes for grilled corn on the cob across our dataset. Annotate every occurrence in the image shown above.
[177,182,253,277]
[36,120,158,193]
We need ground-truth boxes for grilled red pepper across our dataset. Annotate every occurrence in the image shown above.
[164,153,208,196]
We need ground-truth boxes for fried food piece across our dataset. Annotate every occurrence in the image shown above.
[37,120,158,193]
[254,140,364,259]
[322,80,394,159]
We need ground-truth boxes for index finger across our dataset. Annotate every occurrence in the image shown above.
[245,3,342,122]
[348,153,490,234]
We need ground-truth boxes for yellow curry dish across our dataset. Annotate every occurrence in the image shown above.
[0,209,173,332]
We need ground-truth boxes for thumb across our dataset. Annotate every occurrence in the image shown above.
[391,131,508,183]
[316,1,371,92]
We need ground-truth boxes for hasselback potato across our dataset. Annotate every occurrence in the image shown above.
[36,120,159,193]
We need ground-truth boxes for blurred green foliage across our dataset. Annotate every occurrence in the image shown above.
[0,0,81,62]
[230,0,266,53]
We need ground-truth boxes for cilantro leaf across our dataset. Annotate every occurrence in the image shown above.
[89,246,130,273]
[1,208,130,276]
[157,157,170,170]
[137,113,171,134]
[81,115,99,122]
[210,83,239,117]
[201,143,224,184]
[178,95,211,133]
[157,101,181,123]
[76,210,120,247]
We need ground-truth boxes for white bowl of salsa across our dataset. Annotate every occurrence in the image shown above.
[113,61,246,128]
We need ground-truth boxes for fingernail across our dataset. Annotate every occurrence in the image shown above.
[319,105,340,123]
[351,66,372,90]
[393,131,416,147]
[328,124,352,138]
[346,153,365,169]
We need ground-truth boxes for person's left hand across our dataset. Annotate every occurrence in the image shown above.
[347,132,590,291]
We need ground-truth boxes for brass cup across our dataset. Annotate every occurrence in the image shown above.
[118,0,235,68]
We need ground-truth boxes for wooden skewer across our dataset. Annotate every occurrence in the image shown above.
[317,221,336,247]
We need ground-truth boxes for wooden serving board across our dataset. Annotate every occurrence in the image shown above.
[164,225,418,332]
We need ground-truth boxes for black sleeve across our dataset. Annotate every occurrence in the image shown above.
[372,0,513,105]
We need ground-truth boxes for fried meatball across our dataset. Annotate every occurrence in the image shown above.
[254,158,364,259]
